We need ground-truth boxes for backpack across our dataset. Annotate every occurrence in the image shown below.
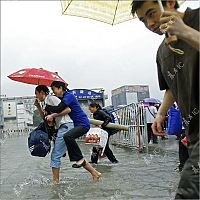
[28,122,51,157]
[102,108,115,123]
[102,108,119,135]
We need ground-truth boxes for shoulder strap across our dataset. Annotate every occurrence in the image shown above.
[147,107,156,118]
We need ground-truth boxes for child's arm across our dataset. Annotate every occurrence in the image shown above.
[34,99,45,120]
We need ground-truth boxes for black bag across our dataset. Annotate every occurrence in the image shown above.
[28,122,52,157]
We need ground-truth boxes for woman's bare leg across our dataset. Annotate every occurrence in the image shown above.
[82,160,101,181]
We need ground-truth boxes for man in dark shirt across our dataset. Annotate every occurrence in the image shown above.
[131,0,199,199]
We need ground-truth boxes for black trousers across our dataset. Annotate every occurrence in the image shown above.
[147,123,157,143]
[63,126,89,162]
[104,136,117,162]
[178,133,189,171]
[175,138,199,199]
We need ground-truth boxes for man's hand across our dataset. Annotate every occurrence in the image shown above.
[159,11,187,39]
[34,99,40,107]
[151,114,166,136]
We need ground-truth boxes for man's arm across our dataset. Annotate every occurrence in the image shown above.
[157,89,174,117]
[152,89,175,135]
[180,26,199,51]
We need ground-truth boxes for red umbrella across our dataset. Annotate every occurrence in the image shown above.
[8,68,67,87]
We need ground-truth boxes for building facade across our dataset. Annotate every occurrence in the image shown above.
[111,85,150,109]
[2,96,35,129]
[2,89,106,129]
[0,98,4,129]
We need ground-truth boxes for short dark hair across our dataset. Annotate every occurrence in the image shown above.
[51,81,67,91]
[131,0,179,16]
[35,85,49,94]
[89,102,102,110]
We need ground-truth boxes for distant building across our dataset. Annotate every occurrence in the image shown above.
[111,85,150,109]
[0,98,4,129]
[2,89,106,129]
[2,96,35,129]
[69,88,106,117]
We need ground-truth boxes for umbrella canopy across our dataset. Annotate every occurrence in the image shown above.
[61,0,185,25]
[61,0,134,25]
[8,68,67,87]
[143,98,161,104]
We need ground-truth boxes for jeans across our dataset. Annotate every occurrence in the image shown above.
[50,124,69,168]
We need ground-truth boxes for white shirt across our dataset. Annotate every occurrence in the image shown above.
[145,106,157,123]
[45,95,71,129]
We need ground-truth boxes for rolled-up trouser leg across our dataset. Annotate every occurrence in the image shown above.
[175,139,199,199]
[63,126,89,162]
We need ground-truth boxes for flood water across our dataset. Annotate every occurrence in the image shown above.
[0,133,180,200]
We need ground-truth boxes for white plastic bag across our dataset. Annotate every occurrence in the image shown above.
[85,128,108,155]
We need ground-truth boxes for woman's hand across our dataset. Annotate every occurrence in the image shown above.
[159,11,187,39]
[45,114,54,122]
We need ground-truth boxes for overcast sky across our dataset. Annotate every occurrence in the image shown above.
[1,0,199,105]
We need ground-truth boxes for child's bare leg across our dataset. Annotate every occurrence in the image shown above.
[52,167,60,185]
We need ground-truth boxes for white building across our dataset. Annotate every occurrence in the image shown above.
[111,85,150,109]
[2,96,35,129]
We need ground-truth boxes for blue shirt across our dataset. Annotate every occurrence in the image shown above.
[62,91,90,129]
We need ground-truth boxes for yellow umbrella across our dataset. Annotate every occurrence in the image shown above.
[61,0,134,25]
[61,0,185,25]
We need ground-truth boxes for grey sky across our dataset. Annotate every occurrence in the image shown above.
[1,1,199,105]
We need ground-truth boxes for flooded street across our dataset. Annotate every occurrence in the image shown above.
[0,134,180,200]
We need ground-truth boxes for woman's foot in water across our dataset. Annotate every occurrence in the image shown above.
[91,169,102,182]
[82,161,102,182]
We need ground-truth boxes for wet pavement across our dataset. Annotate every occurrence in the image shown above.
[0,134,180,200]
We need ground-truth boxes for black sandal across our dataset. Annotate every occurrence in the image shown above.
[72,159,86,168]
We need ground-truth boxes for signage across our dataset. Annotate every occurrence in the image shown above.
[69,89,103,100]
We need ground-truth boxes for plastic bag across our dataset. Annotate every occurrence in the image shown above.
[85,128,108,155]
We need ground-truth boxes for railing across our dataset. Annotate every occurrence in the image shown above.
[0,104,148,152]
[110,103,148,152]
[0,128,34,139]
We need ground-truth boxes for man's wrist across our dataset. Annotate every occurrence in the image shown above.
[156,113,165,118]
[179,25,191,40]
